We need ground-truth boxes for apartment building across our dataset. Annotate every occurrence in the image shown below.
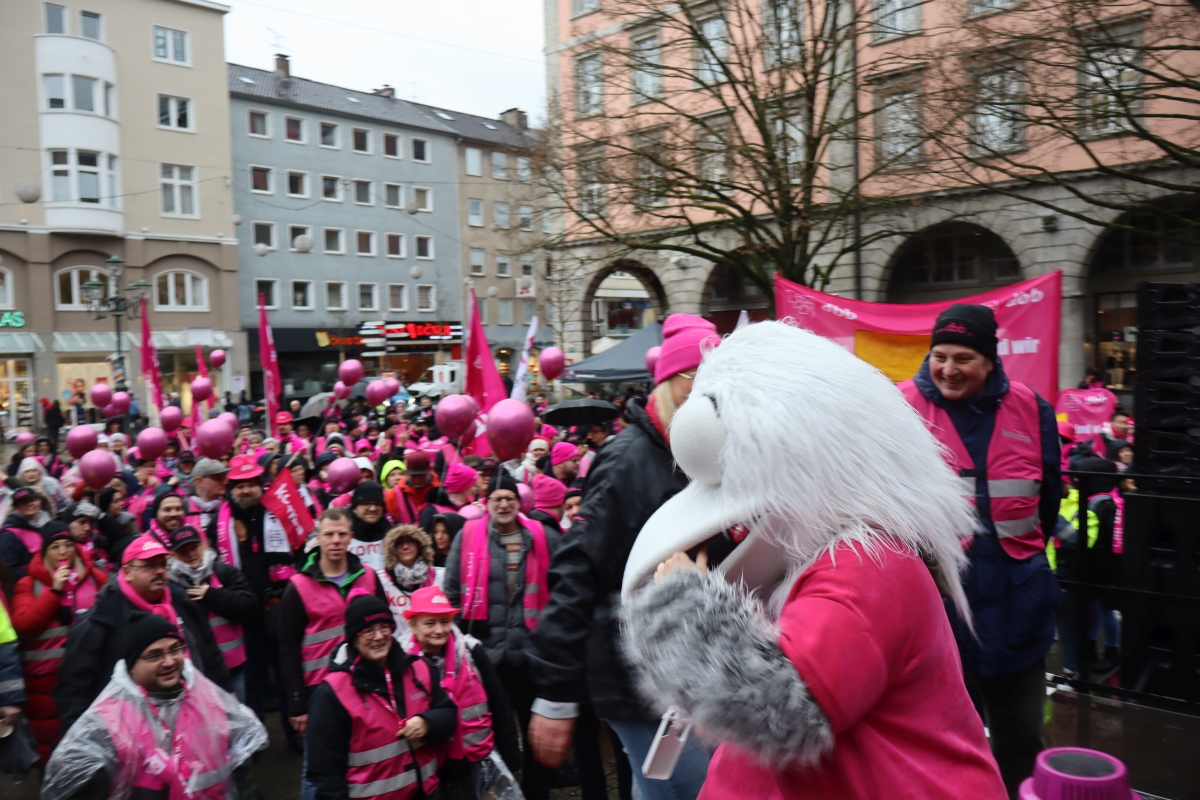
[0,0,242,429]
[228,58,465,394]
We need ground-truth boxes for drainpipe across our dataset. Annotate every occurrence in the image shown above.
[849,0,864,300]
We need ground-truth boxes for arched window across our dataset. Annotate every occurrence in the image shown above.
[888,223,1020,303]
[55,266,113,310]
[155,269,208,310]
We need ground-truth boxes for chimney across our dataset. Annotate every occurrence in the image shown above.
[274,53,290,78]
[373,85,395,98]
[500,108,528,131]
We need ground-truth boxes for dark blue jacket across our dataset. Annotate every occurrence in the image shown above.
[914,356,1061,677]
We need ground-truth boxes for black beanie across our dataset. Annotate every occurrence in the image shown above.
[41,521,74,550]
[931,304,998,362]
[487,470,520,498]
[123,612,183,671]
[345,592,395,641]
[351,481,385,508]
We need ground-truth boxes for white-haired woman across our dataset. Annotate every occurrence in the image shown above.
[14,457,69,514]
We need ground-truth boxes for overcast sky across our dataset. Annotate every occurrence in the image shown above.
[222,0,547,121]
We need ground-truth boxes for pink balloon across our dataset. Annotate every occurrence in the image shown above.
[218,412,238,430]
[137,427,168,461]
[539,347,565,382]
[333,381,350,400]
[209,349,227,369]
[65,425,98,459]
[458,504,485,521]
[384,378,401,397]
[327,457,362,495]
[338,359,364,386]
[517,482,534,514]
[160,406,183,432]
[190,377,213,403]
[111,392,131,415]
[645,345,662,376]
[366,381,391,406]
[436,395,476,440]
[79,449,117,489]
[90,383,113,408]
[15,432,35,448]
[487,399,537,462]
[101,404,117,418]
[195,418,235,459]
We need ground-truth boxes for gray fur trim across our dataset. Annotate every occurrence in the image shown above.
[621,569,835,766]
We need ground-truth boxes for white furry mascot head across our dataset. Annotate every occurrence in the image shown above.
[622,320,976,622]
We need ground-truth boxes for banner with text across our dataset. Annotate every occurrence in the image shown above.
[774,270,1061,400]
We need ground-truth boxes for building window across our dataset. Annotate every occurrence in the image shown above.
[521,253,535,276]
[698,121,732,184]
[157,94,191,131]
[0,268,14,309]
[353,180,372,205]
[287,170,309,197]
[492,152,508,179]
[320,121,338,148]
[872,0,921,41]
[104,83,114,116]
[384,133,400,157]
[388,284,407,311]
[632,32,663,100]
[47,149,114,205]
[256,279,279,309]
[465,147,482,176]
[518,205,534,231]
[155,270,207,310]
[285,116,304,143]
[352,128,370,153]
[415,236,433,259]
[412,138,429,163]
[522,299,536,325]
[45,74,65,109]
[413,187,431,212]
[572,0,600,15]
[45,3,66,34]
[497,299,514,325]
[152,26,189,64]
[356,231,375,256]
[72,76,96,112]
[889,224,1020,293]
[358,283,379,311]
[493,202,509,229]
[248,110,268,137]
[75,151,100,203]
[56,267,112,310]
[476,296,488,324]
[469,249,486,276]
[417,284,436,311]
[468,199,484,227]
[497,253,511,277]
[543,209,553,233]
[385,184,402,208]
[253,222,275,249]
[578,147,606,216]
[160,163,197,216]
[326,282,347,310]
[517,156,532,182]
[386,233,405,258]
[250,166,272,193]
[876,81,923,167]
[971,65,1024,153]
[80,11,101,40]
[323,228,344,254]
[697,18,729,84]
[576,54,604,116]
[1080,40,1140,137]
[321,175,341,201]
[292,280,314,310]
[289,225,310,251]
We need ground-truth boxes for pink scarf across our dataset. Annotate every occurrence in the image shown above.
[118,569,181,628]
[459,514,549,631]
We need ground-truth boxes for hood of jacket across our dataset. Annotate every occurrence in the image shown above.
[3,510,48,532]
[382,524,435,572]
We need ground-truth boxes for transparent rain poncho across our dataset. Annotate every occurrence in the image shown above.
[42,659,267,800]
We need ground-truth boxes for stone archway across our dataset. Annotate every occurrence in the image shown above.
[885,222,1022,304]
[567,259,671,359]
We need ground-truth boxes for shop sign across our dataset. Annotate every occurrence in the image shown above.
[0,312,25,327]
[315,331,364,347]
[357,321,463,343]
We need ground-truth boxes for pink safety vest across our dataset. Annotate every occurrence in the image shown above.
[899,380,1046,560]
[290,570,378,687]
[6,525,42,556]
[325,660,439,800]
[423,632,494,762]
[206,570,246,670]
[93,677,232,800]
[20,577,100,676]
[459,515,550,631]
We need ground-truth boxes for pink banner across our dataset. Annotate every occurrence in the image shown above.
[774,270,1062,400]
[1055,387,1118,449]
[259,295,282,438]
[139,297,163,412]
[196,344,216,414]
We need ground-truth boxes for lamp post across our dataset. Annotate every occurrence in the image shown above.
[82,254,150,431]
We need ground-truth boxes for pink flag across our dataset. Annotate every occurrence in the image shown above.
[261,467,314,548]
[465,286,507,413]
[189,372,202,431]
[259,295,282,438]
[196,344,216,413]
[139,297,163,413]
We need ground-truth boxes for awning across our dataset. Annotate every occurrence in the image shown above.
[0,332,47,354]
[52,330,234,353]
[563,322,663,383]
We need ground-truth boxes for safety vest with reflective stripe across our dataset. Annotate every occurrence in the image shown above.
[20,577,100,677]
[93,676,232,800]
[325,660,439,800]
[291,569,377,686]
[899,379,1046,560]
[206,570,246,671]
[439,631,493,762]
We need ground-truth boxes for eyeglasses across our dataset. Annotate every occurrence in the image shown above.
[131,561,167,572]
[140,643,188,664]
[490,496,518,506]
[358,625,395,640]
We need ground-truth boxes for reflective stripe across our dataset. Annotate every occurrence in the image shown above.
[347,738,406,766]
[0,678,24,694]
[988,479,1041,498]
[209,616,229,626]
[463,729,490,747]
[347,759,438,798]
[302,625,344,646]
[218,637,244,653]
[188,763,232,791]
[302,657,330,672]
[959,476,977,495]
[35,626,69,640]
[460,701,489,721]
[523,607,539,618]
[21,648,65,660]
[523,583,538,595]
[995,515,1040,539]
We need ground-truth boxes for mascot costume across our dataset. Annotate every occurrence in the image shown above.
[621,321,1007,799]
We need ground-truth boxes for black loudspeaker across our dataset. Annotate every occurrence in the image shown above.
[1135,283,1200,483]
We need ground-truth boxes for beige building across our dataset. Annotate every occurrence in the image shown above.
[0,0,243,430]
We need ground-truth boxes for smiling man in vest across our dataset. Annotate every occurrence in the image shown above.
[42,613,267,800]
[899,303,1061,798]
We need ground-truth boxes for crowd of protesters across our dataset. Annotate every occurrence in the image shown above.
[0,307,1137,800]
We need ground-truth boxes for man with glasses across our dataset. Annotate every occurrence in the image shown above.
[43,613,267,800]
[444,472,561,800]
[53,534,232,733]
[187,457,229,542]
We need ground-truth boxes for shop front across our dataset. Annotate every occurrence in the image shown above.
[357,321,463,387]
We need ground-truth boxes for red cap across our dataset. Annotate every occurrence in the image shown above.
[403,586,460,620]
[227,454,264,482]
[275,411,294,424]
[122,534,170,565]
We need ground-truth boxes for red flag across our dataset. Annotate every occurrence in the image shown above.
[258,295,282,437]
[188,371,202,431]
[465,286,507,413]
[196,344,215,413]
[139,297,163,413]
[261,468,314,548]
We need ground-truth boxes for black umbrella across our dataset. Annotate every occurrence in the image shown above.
[542,399,620,427]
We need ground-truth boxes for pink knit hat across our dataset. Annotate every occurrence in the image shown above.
[654,314,720,386]
[550,441,579,466]
[533,473,567,509]
[443,462,479,493]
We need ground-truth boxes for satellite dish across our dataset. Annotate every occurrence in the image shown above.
[232,214,243,225]
[253,243,269,257]
[14,179,41,204]
[487,286,499,297]
[404,199,421,215]
[293,234,314,253]
[519,276,533,290]
[410,266,422,280]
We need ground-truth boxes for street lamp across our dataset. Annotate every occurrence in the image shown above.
[84,254,151,429]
